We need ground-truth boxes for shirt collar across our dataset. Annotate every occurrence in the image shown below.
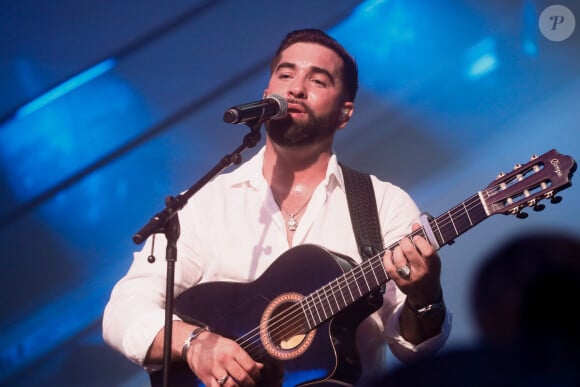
[226,145,345,193]
[325,150,345,193]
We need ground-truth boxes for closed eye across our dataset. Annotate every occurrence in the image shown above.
[311,78,327,87]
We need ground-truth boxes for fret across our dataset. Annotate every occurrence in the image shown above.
[462,201,474,226]
[360,264,372,292]
[350,267,364,297]
[359,274,368,294]
[336,277,348,309]
[303,294,317,327]
[329,278,340,312]
[319,286,331,319]
[367,260,381,288]
[344,271,356,302]
[312,291,323,323]
[454,204,474,233]
[430,196,488,246]
[448,210,459,235]
[467,197,488,228]
[431,216,444,246]
[377,257,390,284]
[300,298,313,330]
[321,285,332,317]
[437,211,459,243]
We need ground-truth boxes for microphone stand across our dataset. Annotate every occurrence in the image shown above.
[132,120,263,387]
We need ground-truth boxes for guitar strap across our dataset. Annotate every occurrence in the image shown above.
[340,164,385,294]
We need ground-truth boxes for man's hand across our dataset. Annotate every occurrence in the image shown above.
[382,223,445,343]
[184,329,263,386]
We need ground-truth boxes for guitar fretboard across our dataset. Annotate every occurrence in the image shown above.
[299,192,488,330]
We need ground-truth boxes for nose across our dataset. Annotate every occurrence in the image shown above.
[288,78,306,99]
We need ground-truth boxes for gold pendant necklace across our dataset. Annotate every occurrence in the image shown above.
[272,190,311,231]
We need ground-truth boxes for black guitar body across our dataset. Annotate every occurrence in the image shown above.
[150,244,383,387]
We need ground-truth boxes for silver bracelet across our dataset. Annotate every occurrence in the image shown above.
[405,298,445,318]
[181,326,209,361]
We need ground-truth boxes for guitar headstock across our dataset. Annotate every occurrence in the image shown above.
[482,149,576,218]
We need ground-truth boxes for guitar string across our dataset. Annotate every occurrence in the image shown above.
[236,192,488,358]
[235,182,530,358]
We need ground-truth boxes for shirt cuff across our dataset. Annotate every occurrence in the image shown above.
[385,302,453,363]
[121,311,183,370]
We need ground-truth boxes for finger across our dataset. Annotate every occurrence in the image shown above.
[235,349,262,383]
[410,223,437,256]
[211,371,230,387]
[411,222,423,232]
[412,234,436,256]
[383,249,401,277]
[226,359,260,386]
[391,244,409,268]
[382,249,394,272]
[391,244,413,280]
[398,236,416,256]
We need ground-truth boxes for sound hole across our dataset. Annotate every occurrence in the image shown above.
[260,292,316,360]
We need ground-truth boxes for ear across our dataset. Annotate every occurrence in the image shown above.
[338,102,354,129]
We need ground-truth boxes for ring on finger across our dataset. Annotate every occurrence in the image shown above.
[396,264,411,278]
[217,374,229,386]
[391,248,411,279]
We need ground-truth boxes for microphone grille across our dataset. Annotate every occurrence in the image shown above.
[266,94,288,119]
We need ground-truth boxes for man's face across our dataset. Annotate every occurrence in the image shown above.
[264,42,352,147]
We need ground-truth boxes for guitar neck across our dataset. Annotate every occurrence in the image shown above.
[300,192,488,329]
[428,192,489,247]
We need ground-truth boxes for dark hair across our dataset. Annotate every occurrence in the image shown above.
[270,28,359,102]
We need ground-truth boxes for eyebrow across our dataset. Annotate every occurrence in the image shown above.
[274,62,336,85]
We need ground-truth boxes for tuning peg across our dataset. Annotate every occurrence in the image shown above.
[533,203,545,212]
[516,211,528,219]
[513,163,522,170]
[527,198,545,212]
[551,196,563,204]
[496,172,505,179]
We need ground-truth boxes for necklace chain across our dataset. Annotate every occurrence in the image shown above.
[271,190,311,231]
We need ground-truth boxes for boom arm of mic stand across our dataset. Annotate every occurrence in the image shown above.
[133,126,262,244]
[132,122,262,387]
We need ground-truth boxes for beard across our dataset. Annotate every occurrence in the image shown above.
[265,103,341,148]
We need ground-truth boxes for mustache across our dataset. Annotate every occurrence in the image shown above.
[286,98,313,115]
[286,98,305,108]
[286,97,302,105]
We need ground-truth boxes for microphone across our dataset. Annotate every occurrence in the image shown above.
[223,94,287,124]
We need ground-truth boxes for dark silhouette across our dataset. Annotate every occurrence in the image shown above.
[363,231,580,386]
